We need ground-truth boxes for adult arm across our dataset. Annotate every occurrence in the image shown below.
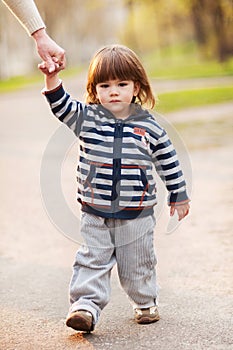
[2,0,66,72]
[2,0,45,35]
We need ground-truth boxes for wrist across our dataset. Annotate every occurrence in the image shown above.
[44,77,62,92]
[42,79,62,96]
[32,28,47,40]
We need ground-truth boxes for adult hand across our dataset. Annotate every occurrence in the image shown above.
[32,28,66,73]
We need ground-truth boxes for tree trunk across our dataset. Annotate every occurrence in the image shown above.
[211,0,233,61]
[190,0,208,46]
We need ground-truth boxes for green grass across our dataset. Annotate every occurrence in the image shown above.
[1,45,232,115]
[155,86,233,113]
[150,59,233,79]
[0,66,82,93]
[145,43,233,79]
[0,74,41,93]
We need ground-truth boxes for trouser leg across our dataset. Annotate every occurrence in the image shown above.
[69,213,115,324]
[115,215,158,309]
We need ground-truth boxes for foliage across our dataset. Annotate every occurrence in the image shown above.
[186,0,233,61]
[122,0,233,62]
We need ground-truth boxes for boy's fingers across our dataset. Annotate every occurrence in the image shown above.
[48,65,55,73]
[170,205,189,221]
[43,55,56,73]
[178,207,189,221]
[170,206,175,216]
[38,62,46,69]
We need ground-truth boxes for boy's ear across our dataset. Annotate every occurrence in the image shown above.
[134,82,140,96]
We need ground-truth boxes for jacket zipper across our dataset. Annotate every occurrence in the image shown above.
[112,120,123,215]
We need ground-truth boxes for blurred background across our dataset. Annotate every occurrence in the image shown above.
[0,0,232,79]
[0,3,233,347]
[1,0,233,115]
[0,0,232,119]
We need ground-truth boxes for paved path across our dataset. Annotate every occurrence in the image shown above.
[151,76,233,92]
[0,80,232,349]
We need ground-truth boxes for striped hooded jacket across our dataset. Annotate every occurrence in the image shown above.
[44,83,189,219]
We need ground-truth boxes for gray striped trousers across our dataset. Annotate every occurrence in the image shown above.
[69,212,158,324]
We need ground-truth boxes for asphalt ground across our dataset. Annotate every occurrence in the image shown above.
[0,79,232,349]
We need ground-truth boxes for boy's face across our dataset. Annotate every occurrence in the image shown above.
[95,79,140,119]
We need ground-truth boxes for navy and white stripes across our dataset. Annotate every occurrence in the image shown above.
[44,83,189,219]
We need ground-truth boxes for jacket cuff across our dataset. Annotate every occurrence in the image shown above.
[41,81,64,102]
[168,190,190,206]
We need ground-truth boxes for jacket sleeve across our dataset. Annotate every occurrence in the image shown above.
[151,128,190,206]
[2,0,45,35]
[42,83,85,137]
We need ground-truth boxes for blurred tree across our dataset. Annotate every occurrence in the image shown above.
[122,0,233,62]
[122,0,192,55]
[190,0,208,46]
[189,0,233,61]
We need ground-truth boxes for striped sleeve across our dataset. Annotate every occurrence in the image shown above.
[43,83,85,136]
[151,129,189,205]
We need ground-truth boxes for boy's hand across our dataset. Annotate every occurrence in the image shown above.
[38,59,63,76]
[170,202,190,221]
[38,60,62,91]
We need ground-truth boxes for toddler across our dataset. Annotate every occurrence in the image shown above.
[39,44,190,332]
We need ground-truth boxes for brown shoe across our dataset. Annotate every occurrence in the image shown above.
[135,306,160,324]
[66,310,94,332]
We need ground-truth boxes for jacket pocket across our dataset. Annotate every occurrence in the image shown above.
[139,167,149,206]
[121,165,150,207]
[83,163,96,191]
[81,161,113,204]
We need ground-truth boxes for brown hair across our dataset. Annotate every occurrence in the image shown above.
[85,44,155,109]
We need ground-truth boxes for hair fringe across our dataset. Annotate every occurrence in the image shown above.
[85,44,156,109]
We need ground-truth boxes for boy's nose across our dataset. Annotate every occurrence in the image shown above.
[109,85,119,95]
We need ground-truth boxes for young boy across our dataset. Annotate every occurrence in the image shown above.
[39,44,190,332]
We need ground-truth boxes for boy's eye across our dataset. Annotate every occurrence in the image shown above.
[119,82,128,87]
[100,84,109,88]
[98,81,129,88]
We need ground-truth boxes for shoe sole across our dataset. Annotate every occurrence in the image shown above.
[136,316,160,324]
[66,314,93,332]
